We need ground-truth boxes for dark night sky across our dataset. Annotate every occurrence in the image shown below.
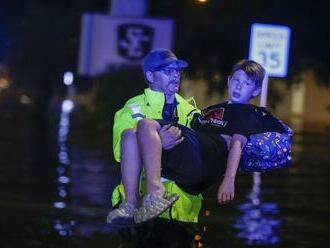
[152,0,330,79]
[1,0,329,89]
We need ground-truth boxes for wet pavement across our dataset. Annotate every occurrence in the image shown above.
[1,100,330,248]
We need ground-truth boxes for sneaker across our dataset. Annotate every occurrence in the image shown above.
[106,202,137,224]
[134,193,179,224]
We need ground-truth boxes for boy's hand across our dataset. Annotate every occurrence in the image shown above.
[159,124,184,150]
[217,176,235,204]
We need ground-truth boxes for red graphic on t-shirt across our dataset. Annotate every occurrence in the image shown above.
[203,108,225,121]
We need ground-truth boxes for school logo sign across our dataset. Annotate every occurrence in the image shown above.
[78,14,174,76]
[117,24,154,61]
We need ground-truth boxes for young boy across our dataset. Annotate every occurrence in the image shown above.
[107,60,291,224]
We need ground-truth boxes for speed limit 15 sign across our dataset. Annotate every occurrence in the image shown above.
[249,23,291,78]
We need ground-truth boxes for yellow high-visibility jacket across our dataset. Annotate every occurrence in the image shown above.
[111,88,202,223]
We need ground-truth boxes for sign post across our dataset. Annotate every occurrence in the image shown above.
[249,23,291,204]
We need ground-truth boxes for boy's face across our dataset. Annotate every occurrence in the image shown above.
[227,70,261,104]
[146,65,182,96]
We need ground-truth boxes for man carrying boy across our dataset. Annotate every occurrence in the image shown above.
[109,48,202,224]
[108,59,289,224]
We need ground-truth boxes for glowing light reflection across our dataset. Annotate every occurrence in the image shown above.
[58,176,70,184]
[63,71,74,86]
[54,202,66,209]
[234,173,281,245]
[62,100,74,113]
[53,96,75,236]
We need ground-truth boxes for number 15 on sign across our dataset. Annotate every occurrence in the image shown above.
[249,23,291,78]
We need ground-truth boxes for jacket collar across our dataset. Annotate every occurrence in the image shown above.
[144,88,182,108]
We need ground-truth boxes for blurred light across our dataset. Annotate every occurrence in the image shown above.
[63,71,74,85]
[62,99,74,112]
[59,128,69,141]
[291,81,306,115]
[194,234,201,241]
[59,230,68,236]
[54,201,66,209]
[59,189,67,197]
[53,219,74,236]
[58,176,70,184]
[0,78,9,89]
[58,152,70,165]
[53,223,63,230]
[196,0,208,3]
[252,198,260,205]
[60,118,69,126]
[57,166,65,174]
[20,95,32,105]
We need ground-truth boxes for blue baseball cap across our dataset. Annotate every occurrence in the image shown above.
[143,48,189,72]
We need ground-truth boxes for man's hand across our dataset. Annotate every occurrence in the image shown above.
[159,124,184,150]
[217,176,235,204]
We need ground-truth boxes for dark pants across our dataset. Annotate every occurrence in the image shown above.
[160,123,228,194]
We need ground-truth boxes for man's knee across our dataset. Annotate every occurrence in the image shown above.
[137,119,160,133]
[121,128,137,141]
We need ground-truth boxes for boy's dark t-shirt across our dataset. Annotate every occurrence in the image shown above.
[184,102,286,189]
[192,101,285,137]
[160,102,286,194]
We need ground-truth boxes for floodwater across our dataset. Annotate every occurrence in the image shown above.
[1,99,330,248]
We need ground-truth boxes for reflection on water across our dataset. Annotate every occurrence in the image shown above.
[114,219,197,248]
[1,96,330,247]
[52,99,75,236]
[234,172,281,245]
[51,97,116,238]
[69,148,120,237]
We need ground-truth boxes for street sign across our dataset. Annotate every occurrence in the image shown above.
[78,14,174,76]
[249,23,291,77]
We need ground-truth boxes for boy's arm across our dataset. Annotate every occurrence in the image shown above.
[217,134,247,204]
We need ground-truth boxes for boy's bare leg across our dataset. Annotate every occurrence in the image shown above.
[120,128,143,207]
[137,119,165,197]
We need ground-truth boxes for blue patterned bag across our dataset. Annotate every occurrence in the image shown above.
[240,121,293,172]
